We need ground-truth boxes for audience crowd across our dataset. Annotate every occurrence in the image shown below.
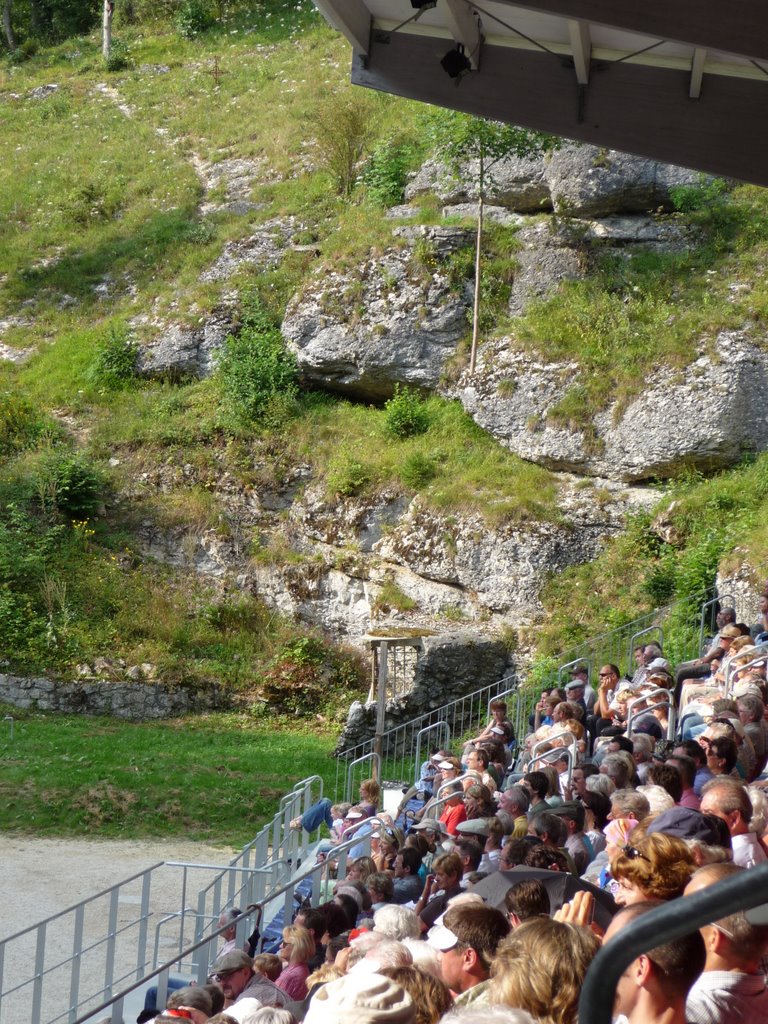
[141,604,768,1024]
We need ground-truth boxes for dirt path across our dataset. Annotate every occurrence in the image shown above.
[0,834,237,1023]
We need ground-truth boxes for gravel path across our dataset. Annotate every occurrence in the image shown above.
[0,835,237,1024]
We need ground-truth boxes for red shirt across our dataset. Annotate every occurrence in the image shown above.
[440,802,467,836]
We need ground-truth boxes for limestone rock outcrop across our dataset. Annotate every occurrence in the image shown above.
[282,227,473,399]
[459,328,768,482]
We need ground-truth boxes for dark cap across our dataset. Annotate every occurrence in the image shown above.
[211,950,253,973]
[645,807,721,845]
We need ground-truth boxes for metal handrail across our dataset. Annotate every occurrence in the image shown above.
[724,640,768,698]
[530,735,577,786]
[344,751,381,802]
[624,687,674,737]
[558,657,592,686]
[413,721,451,785]
[71,832,373,1024]
[627,624,663,669]
[698,592,735,656]
[580,862,768,1024]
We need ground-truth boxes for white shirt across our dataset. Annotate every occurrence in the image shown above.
[686,969,768,1024]
[731,831,767,869]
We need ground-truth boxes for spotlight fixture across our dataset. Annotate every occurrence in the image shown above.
[410,0,437,9]
[441,42,472,81]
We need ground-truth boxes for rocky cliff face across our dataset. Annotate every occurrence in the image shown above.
[120,141,763,657]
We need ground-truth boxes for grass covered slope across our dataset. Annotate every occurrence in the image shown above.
[2,1,768,703]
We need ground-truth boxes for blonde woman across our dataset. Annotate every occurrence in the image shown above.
[490,917,599,1024]
[275,924,315,1001]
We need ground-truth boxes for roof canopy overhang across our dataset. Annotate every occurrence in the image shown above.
[312,0,768,186]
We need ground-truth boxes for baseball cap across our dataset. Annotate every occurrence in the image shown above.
[211,949,252,973]
[427,924,459,951]
[412,818,447,833]
[646,807,722,845]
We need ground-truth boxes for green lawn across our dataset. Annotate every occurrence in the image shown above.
[0,708,336,847]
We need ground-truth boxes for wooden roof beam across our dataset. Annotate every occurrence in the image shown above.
[444,0,483,69]
[313,0,371,55]
[568,19,591,84]
[690,47,706,98]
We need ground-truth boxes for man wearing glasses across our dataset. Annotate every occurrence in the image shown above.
[209,950,287,1009]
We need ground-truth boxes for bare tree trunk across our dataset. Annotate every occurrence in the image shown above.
[2,0,16,50]
[469,144,486,375]
[469,193,484,374]
[29,0,40,37]
[102,0,113,61]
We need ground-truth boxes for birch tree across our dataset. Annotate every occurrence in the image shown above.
[428,111,560,373]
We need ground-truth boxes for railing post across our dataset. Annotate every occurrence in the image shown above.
[68,904,84,1023]
[373,640,388,783]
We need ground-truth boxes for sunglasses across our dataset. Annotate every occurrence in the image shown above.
[622,844,650,862]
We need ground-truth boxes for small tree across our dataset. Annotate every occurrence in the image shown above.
[427,111,560,372]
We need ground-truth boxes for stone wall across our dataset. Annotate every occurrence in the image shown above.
[334,631,511,754]
[0,674,226,720]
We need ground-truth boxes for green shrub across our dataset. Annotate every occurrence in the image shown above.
[104,38,130,72]
[384,385,431,439]
[0,394,51,458]
[313,92,378,196]
[217,300,298,424]
[38,451,104,519]
[400,451,438,488]
[326,452,371,497]
[89,324,138,392]
[670,177,730,213]
[259,635,365,716]
[175,0,214,38]
[361,138,419,207]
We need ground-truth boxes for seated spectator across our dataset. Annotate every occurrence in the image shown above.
[490,917,600,1024]
[549,801,594,873]
[165,986,213,1024]
[379,965,452,1024]
[581,791,610,857]
[346,856,377,885]
[672,740,713,796]
[645,805,732,866]
[684,862,768,1021]
[665,753,701,810]
[504,878,551,927]
[499,837,530,871]
[523,845,570,873]
[414,852,463,933]
[291,779,379,834]
[392,847,423,905]
[499,786,528,835]
[481,816,504,873]
[463,782,495,820]
[372,825,404,873]
[600,751,636,790]
[610,788,650,824]
[252,953,283,983]
[275,925,314,1002]
[521,771,550,817]
[700,778,767,867]
[602,901,706,1024]
[427,902,509,1007]
[367,872,395,910]
[438,781,467,837]
[293,908,326,972]
[209,950,287,1009]
[637,783,675,816]
[453,836,483,882]
[611,832,696,907]
[737,691,768,776]
[373,904,421,942]
[303,972,415,1024]
[465,698,514,748]
[217,908,248,957]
